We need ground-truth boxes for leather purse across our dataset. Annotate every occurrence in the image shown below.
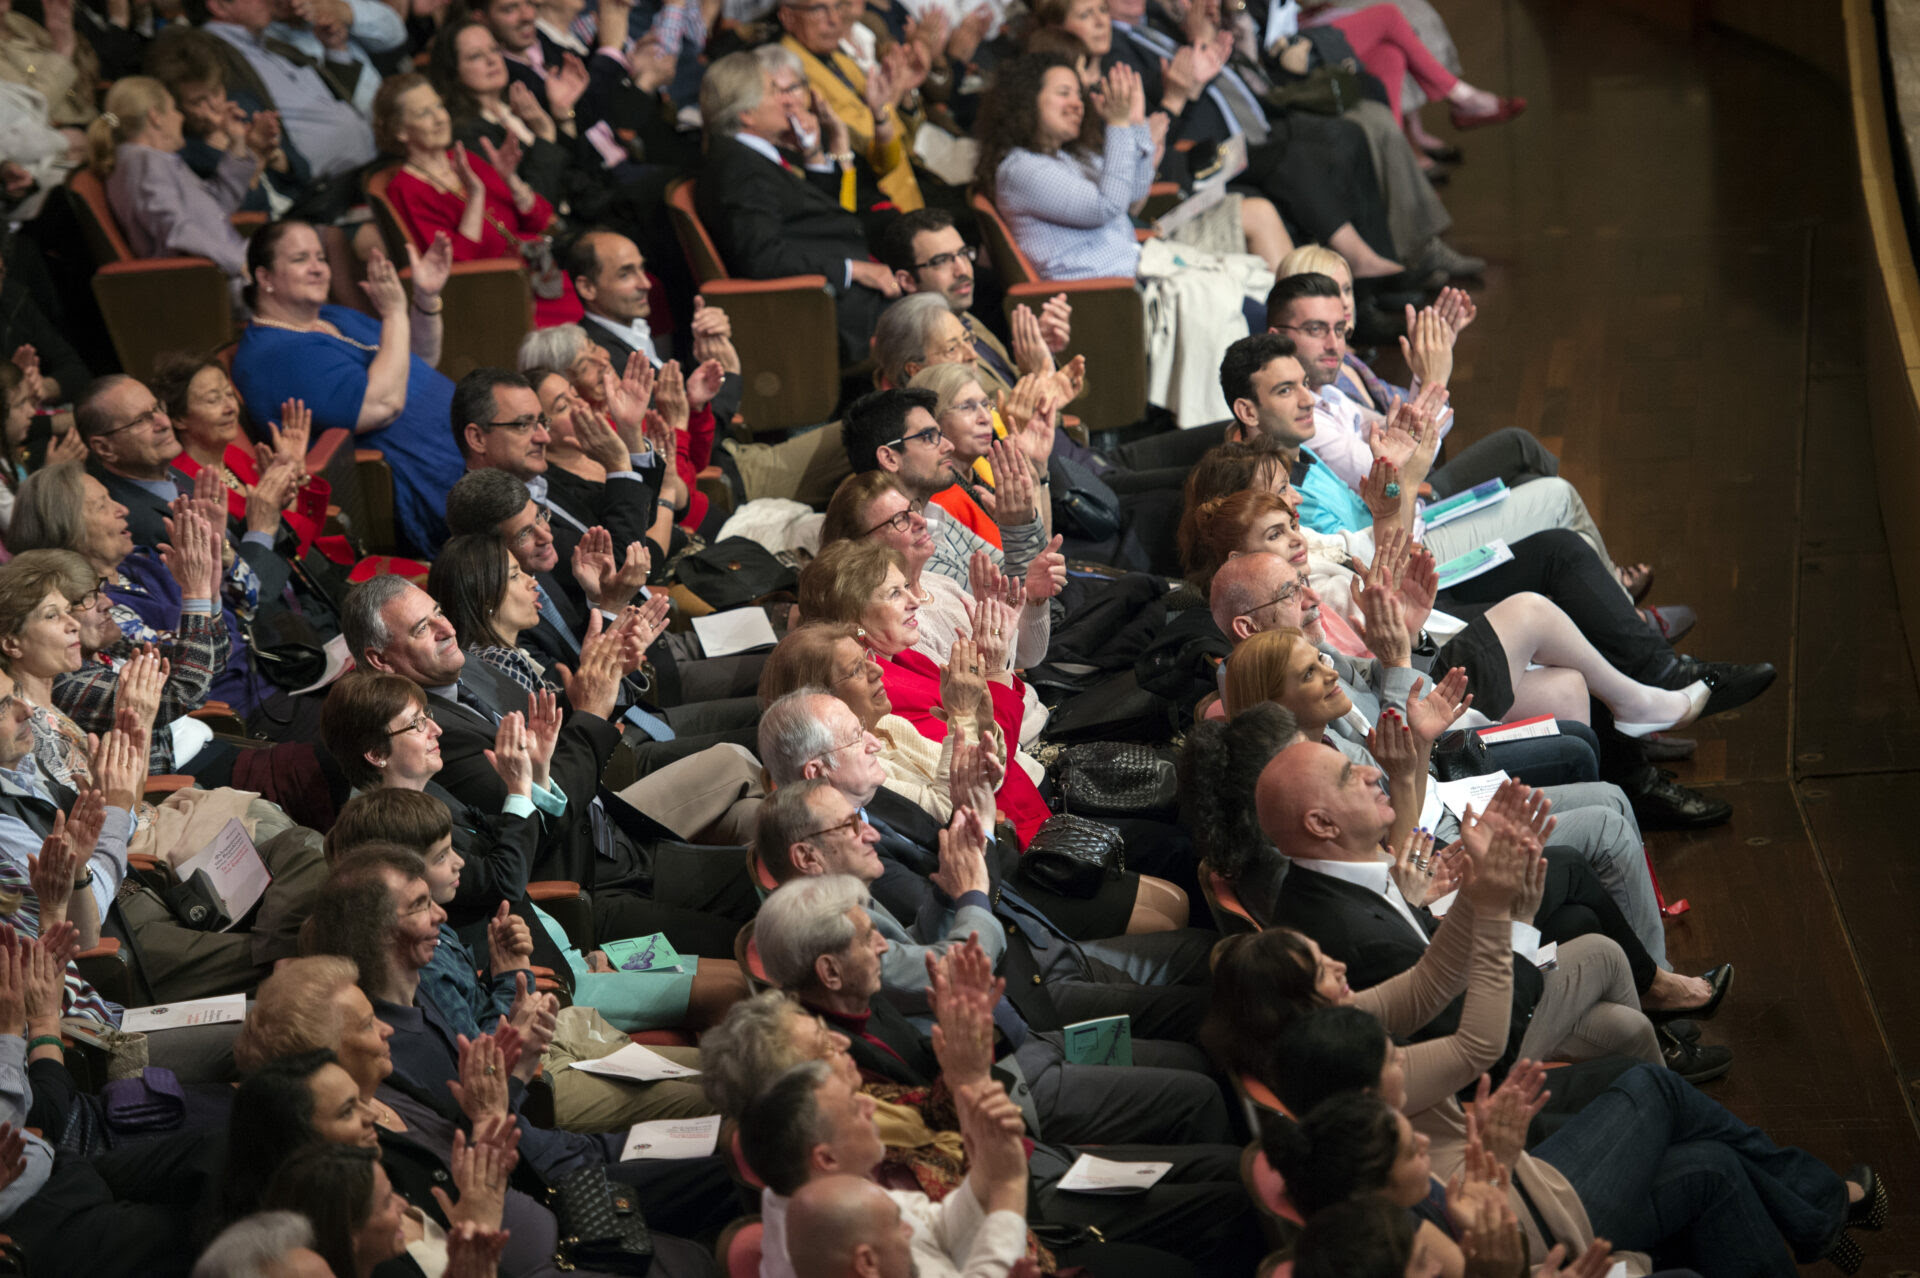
[1054,742,1177,816]
[547,1163,654,1275]
[1019,814,1126,898]
[1429,726,1494,782]
[673,537,798,611]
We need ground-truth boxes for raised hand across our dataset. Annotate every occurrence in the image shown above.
[486,711,533,798]
[359,247,409,320]
[1433,285,1478,336]
[981,437,1038,526]
[684,358,725,411]
[1093,62,1143,125]
[1395,542,1439,635]
[449,1032,512,1122]
[1367,705,1425,784]
[505,973,558,1075]
[444,1220,511,1278]
[926,934,1003,1088]
[408,231,455,303]
[651,360,691,435]
[1360,456,1404,523]
[1038,293,1073,354]
[614,594,671,673]
[0,1124,27,1194]
[949,3,992,63]
[967,595,1014,680]
[1399,303,1456,389]
[1367,400,1425,471]
[548,51,591,118]
[1025,534,1067,603]
[1404,668,1472,746]
[940,634,989,725]
[87,728,144,814]
[1470,1059,1550,1170]
[110,646,168,739]
[475,133,524,186]
[268,398,313,469]
[571,525,650,611]
[0,930,22,1038]
[525,689,560,790]
[602,353,654,436]
[486,899,534,976]
[433,1127,514,1233]
[1354,565,1410,668]
[1009,305,1054,379]
[555,609,623,720]
[26,812,77,928]
[948,735,998,828]
[1535,1239,1615,1278]
[1387,825,1438,909]
[690,297,741,373]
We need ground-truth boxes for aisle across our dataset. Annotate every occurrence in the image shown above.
[1407,1,1920,1265]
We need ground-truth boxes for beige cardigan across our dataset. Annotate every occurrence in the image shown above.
[1355,896,1649,1273]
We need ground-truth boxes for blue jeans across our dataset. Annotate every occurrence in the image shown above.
[1534,1065,1845,1276]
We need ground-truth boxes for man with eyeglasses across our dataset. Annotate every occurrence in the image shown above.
[450,368,661,580]
[77,374,302,613]
[842,388,1044,589]
[697,49,902,365]
[878,208,1075,398]
[775,0,927,212]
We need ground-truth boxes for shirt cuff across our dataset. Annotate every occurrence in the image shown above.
[181,599,214,614]
[955,889,993,914]
[242,531,275,549]
[844,259,857,290]
[531,779,568,817]
[503,793,536,819]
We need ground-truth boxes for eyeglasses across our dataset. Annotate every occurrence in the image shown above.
[913,245,977,273]
[67,579,108,616]
[863,508,916,537]
[509,507,553,546]
[812,730,867,763]
[802,812,864,842]
[832,653,881,685]
[1236,577,1307,620]
[1277,320,1350,340]
[926,337,973,363]
[771,76,810,97]
[385,706,436,737]
[484,414,549,434]
[947,397,993,417]
[100,404,167,437]
[884,425,943,450]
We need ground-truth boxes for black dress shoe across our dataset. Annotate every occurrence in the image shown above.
[1641,734,1697,763]
[1658,656,1777,717]
[1658,1024,1732,1083]
[1627,770,1732,830]
[1647,963,1733,1025]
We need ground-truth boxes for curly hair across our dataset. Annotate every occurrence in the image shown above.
[1177,700,1298,881]
[973,52,1083,205]
[231,956,359,1073]
[1178,488,1296,593]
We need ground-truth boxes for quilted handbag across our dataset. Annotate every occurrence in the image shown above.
[1055,742,1177,816]
[1019,814,1126,899]
[547,1162,654,1274]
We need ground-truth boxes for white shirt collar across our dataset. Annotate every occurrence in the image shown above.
[732,130,786,167]
[589,309,661,364]
[1291,854,1430,946]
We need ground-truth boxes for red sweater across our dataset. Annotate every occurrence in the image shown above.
[879,648,1049,843]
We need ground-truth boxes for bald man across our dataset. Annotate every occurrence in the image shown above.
[1255,741,1701,1080]
[785,1175,937,1278]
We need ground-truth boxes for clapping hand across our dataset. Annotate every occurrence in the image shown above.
[554,609,624,720]
[449,1031,512,1123]
[926,935,1002,1088]
[978,437,1039,526]
[486,712,533,798]
[572,525,651,611]
[110,647,169,741]
[25,813,77,929]
[503,972,558,1080]
[0,1124,27,1194]
[1399,303,1456,389]
[1038,293,1072,354]
[930,804,991,901]
[359,247,409,320]
[160,506,221,604]
[1367,400,1426,471]
[547,51,591,119]
[1404,668,1472,746]
[940,635,989,726]
[652,360,691,435]
[262,398,312,472]
[967,594,1015,680]
[602,354,654,436]
[1534,1240,1615,1278]
[1469,1060,1550,1170]
[525,690,560,791]
[1025,534,1067,603]
[86,728,144,816]
[1433,285,1477,336]
[486,900,534,978]
[690,297,741,374]
[434,1125,518,1233]
[948,734,998,829]
[684,358,726,411]
[1386,824,1437,908]
[444,1220,512,1278]
[1010,305,1054,379]
[408,231,454,303]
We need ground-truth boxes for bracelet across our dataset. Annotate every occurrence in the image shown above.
[26,1035,61,1053]
[827,151,854,166]
[1036,475,1051,486]
[412,296,444,315]
[558,108,577,121]
[72,869,94,891]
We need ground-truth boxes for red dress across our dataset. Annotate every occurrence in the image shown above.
[386,151,585,329]
[879,648,1050,843]
[171,444,330,556]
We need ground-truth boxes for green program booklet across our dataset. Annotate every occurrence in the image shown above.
[600,933,687,973]
[1061,1014,1133,1067]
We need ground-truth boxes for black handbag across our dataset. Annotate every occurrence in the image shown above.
[547,1163,654,1275]
[1047,454,1123,541]
[1019,813,1126,899]
[244,610,332,690]
[673,537,797,611]
[1054,742,1177,815]
[1429,726,1494,783]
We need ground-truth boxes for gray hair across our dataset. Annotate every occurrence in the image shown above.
[698,989,807,1118]
[191,1211,318,1278]
[755,874,867,991]
[340,574,415,667]
[754,42,803,78]
[754,777,834,885]
[701,50,769,137]
[516,323,591,374]
[758,689,841,785]
[872,293,952,390]
[9,461,91,554]
[1209,551,1293,637]
[907,361,985,420]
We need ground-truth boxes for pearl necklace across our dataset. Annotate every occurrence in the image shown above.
[249,316,379,353]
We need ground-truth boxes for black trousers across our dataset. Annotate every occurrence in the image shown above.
[1030,1139,1266,1275]
[1240,111,1397,256]
[6,1128,223,1278]
[1426,425,1561,499]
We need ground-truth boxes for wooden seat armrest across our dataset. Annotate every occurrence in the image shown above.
[527,881,583,901]
[76,938,121,959]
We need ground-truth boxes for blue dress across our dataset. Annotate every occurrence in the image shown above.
[232,305,464,555]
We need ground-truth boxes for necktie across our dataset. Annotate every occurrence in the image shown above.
[454,683,501,726]
[262,36,362,105]
[533,583,582,658]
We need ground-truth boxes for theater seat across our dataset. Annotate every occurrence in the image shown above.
[65,170,235,382]
[365,166,535,379]
[664,178,842,435]
[1241,1145,1307,1254]
[735,920,772,993]
[528,880,592,952]
[1198,861,1263,936]
[969,191,1148,434]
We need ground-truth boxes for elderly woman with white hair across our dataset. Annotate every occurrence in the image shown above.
[514,324,707,535]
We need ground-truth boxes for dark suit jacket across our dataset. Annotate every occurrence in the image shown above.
[577,313,746,424]
[94,457,295,603]
[1270,864,1543,1074]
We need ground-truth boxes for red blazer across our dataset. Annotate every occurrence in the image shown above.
[387,151,584,329]
[879,648,1049,843]
[172,443,330,556]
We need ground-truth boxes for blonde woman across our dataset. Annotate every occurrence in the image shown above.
[86,76,281,307]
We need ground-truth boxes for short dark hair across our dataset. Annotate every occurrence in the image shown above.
[74,374,138,442]
[1266,1004,1391,1117]
[737,1059,835,1196]
[262,1144,380,1278]
[564,227,620,288]
[1292,1196,1416,1278]
[1218,332,1300,409]
[319,671,428,789]
[445,468,532,536]
[450,368,530,462]
[877,208,957,276]
[326,789,454,866]
[842,388,939,473]
[149,351,222,422]
[1261,1090,1404,1217]
[243,221,314,313]
[1264,271,1343,330]
[427,533,512,649]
